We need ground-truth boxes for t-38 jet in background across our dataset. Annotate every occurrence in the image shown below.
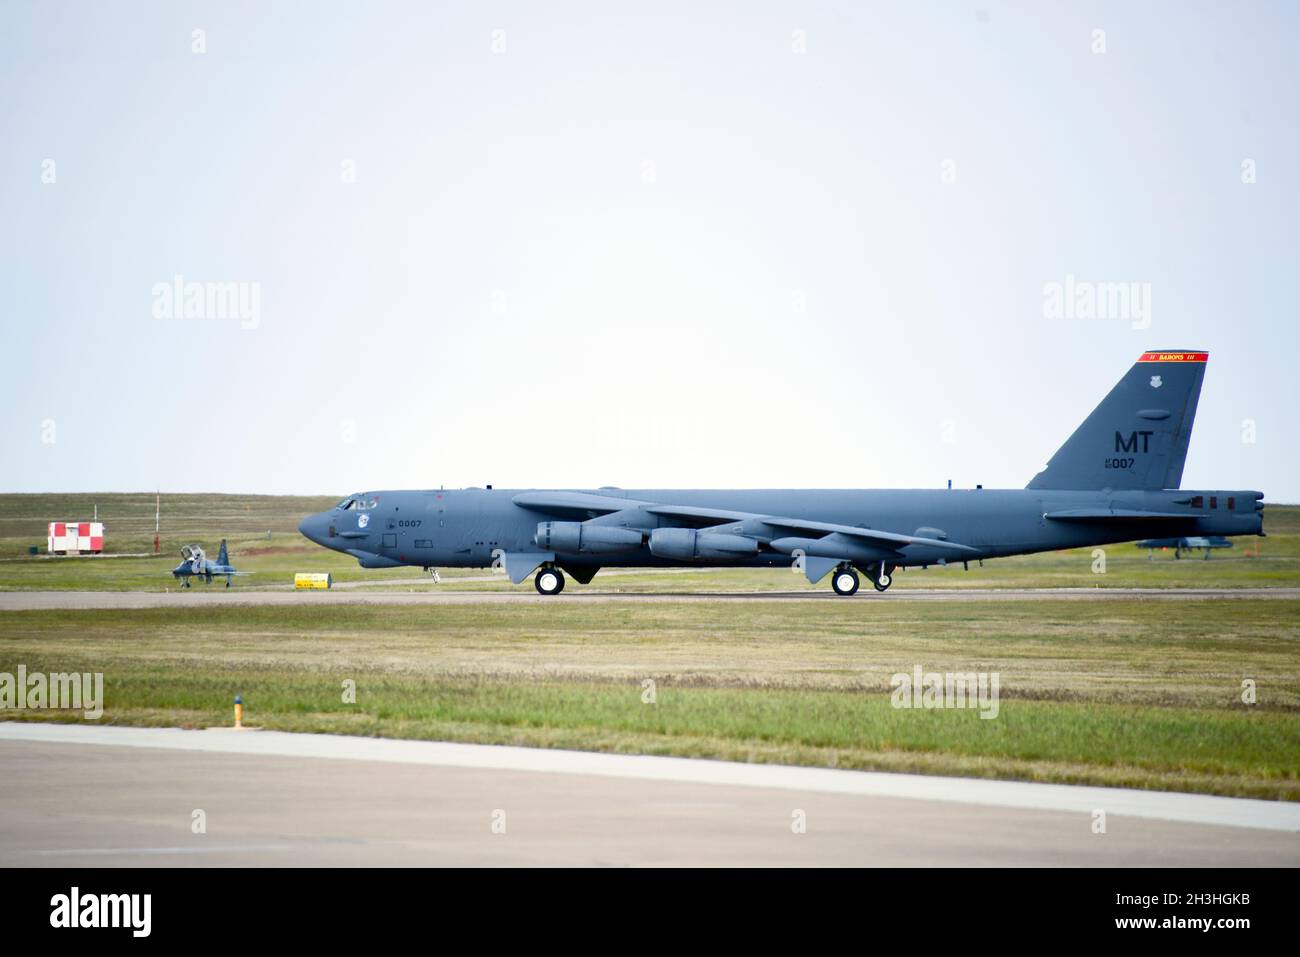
[171,539,246,588]
[1136,535,1234,559]
[299,352,1264,596]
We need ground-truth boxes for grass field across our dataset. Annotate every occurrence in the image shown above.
[1,493,1297,801]
[1,599,1297,800]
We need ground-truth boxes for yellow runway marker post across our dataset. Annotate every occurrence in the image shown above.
[210,694,260,731]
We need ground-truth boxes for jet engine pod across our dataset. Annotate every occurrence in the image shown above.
[535,522,643,554]
[649,527,760,561]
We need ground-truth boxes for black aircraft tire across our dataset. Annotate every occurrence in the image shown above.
[535,567,565,596]
[874,571,893,592]
[831,568,859,596]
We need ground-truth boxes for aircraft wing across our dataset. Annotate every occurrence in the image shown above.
[511,491,975,555]
[512,490,647,518]
[643,505,978,554]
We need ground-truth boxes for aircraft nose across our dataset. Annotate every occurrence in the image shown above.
[299,512,328,545]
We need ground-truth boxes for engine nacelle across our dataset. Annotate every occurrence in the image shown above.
[648,527,759,561]
[535,522,643,554]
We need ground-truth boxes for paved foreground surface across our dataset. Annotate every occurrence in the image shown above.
[1,724,1296,867]
[2,586,1297,610]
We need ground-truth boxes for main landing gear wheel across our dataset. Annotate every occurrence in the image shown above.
[831,567,859,596]
[535,566,566,595]
[873,566,893,592]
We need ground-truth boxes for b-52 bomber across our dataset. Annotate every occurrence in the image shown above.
[299,352,1263,595]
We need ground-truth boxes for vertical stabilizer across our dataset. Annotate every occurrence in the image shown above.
[1026,351,1207,491]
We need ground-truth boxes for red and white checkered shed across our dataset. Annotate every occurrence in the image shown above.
[47,521,104,553]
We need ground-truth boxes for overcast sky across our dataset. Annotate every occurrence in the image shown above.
[2,1,1296,499]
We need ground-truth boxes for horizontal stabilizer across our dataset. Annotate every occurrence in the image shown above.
[1043,509,1194,523]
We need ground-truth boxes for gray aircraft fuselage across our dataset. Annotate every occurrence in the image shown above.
[299,485,1262,569]
[296,352,1265,594]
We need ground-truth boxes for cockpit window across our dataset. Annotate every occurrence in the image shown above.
[336,495,378,511]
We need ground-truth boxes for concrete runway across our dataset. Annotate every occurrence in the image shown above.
[1,724,1296,867]
[2,586,1297,611]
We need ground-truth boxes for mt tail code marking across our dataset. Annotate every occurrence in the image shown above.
[1116,430,1154,453]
